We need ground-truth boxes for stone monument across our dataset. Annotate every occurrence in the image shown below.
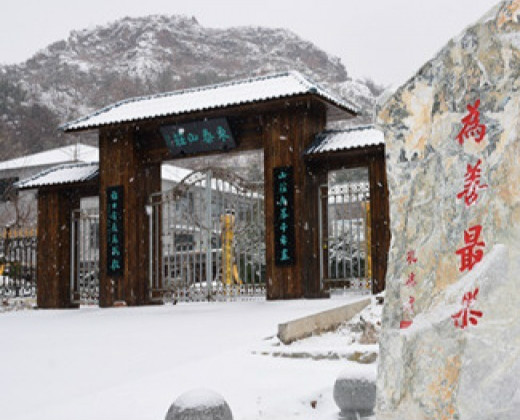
[377,1,520,419]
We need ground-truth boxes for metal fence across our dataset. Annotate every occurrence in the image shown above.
[149,168,266,303]
[319,180,372,293]
[0,227,37,300]
[71,208,100,305]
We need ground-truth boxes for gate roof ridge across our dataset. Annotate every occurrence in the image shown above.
[61,71,358,133]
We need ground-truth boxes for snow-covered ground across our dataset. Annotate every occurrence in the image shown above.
[0,294,380,420]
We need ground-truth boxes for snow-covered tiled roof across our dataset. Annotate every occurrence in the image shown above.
[16,163,99,189]
[1,144,193,188]
[0,144,99,171]
[16,162,196,190]
[61,71,358,132]
[305,126,384,155]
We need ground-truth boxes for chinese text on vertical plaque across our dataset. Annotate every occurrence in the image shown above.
[274,166,295,266]
[107,186,124,276]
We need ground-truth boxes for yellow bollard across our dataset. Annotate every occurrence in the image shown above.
[221,212,234,286]
[220,211,242,287]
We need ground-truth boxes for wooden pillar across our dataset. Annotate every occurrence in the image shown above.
[99,127,161,307]
[369,151,390,294]
[36,189,79,309]
[263,104,326,299]
[302,170,327,298]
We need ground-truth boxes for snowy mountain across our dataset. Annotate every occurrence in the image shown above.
[0,15,377,160]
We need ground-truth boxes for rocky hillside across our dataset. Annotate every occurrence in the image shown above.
[0,15,379,161]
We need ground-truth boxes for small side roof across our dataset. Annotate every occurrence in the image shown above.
[16,162,193,190]
[305,125,384,155]
[61,71,359,132]
[16,163,99,190]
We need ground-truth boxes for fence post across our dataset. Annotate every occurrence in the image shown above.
[146,203,153,301]
[205,170,213,299]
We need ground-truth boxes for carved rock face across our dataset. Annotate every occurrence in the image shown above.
[377,1,520,419]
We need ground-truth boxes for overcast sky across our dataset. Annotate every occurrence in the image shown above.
[1,0,500,86]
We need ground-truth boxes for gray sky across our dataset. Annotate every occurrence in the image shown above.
[1,0,500,86]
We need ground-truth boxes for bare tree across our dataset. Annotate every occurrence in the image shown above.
[0,183,35,228]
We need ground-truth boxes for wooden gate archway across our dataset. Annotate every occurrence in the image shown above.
[22,72,390,308]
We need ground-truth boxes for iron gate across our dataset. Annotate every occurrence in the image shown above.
[148,168,266,303]
[319,178,372,293]
[0,227,37,300]
[71,208,100,305]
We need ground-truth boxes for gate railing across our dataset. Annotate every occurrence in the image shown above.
[319,181,372,293]
[148,169,266,303]
[71,208,100,305]
[0,227,37,300]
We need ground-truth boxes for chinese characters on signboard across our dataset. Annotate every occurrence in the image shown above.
[107,186,124,276]
[159,118,236,157]
[274,166,295,266]
[452,99,488,329]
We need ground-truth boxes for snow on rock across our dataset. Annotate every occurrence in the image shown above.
[165,389,233,420]
[377,2,520,419]
[337,363,377,382]
[173,389,226,410]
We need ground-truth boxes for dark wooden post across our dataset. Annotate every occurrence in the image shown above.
[99,127,161,307]
[368,151,390,294]
[263,104,326,299]
[301,173,328,298]
[36,189,79,308]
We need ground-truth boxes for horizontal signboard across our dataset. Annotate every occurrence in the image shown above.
[159,118,236,157]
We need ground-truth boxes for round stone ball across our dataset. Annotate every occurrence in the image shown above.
[333,365,377,419]
[165,389,233,420]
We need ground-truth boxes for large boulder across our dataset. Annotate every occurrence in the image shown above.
[165,389,233,420]
[377,1,520,419]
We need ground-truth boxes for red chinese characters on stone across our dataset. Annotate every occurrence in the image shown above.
[452,288,483,329]
[403,296,415,316]
[455,225,485,272]
[406,250,418,265]
[456,99,486,145]
[405,272,417,287]
[457,159,488,207]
